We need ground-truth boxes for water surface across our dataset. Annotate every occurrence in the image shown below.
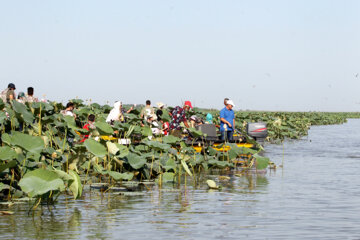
[1,119,360,239]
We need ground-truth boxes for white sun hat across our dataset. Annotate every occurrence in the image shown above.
[227,100,235,107]
[156,102,165,108]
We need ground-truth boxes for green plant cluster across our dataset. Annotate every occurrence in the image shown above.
[0,99,265,204]
[235,111,360,142]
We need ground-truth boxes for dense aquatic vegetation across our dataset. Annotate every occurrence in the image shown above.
[0,98,358,205]
[200,110,360,142]
[0,99,265,205]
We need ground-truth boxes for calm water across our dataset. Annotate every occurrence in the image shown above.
[1,119,360,239]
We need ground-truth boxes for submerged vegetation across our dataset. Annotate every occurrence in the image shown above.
[0,98,359,207]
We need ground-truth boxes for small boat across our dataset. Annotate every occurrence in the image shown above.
[188,122,268,153]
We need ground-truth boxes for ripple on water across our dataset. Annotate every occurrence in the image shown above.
[2,120,360,239]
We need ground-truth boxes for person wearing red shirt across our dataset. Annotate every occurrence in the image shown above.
[81,114,96,142]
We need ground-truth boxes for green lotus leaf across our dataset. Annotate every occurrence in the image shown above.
[161,172,175,183]
[53,169,74,181]
[12,100,35,124]
[0,183,10,191]
[161,109,171,122]
[162,158,176,172]
[162,135,181,145]
[0,111,7,124]
[84,139,107,157]
[0,98,4,110]
[187,127,203,138]
[194,154,205,165]
[69,99,84,105]
[142,140,170,151]
[141,126,152,137]
[90,103,101,109]
[106,141,119,155]
[95,122,114,135]
[68,170,82,199]
[107,171,134,181]
[19,169,65,198]
[114,144,129,158]
[8,131,45,154]
[181,160,193,176]
[254,154,270,170]
[0,160,17,173]
[63,115,78,129]
[0,146,17,161]
[127,153,146,170]
[208,159,233,168]
[30,102,54,112]
[93,163,105,174]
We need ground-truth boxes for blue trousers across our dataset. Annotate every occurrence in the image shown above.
[221,131,234,141]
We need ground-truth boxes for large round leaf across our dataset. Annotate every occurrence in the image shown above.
[254,154,270,170]
[0,146,17,161]
[143,140,170,151]
[12,100,35,124]
[84,139,107,157]
[162,135,181,145]
[0,98,4,110]
[68,170,83,200]
[107,171,134,181]
[19,169,65,198]
[95,122,114,135]
[106,141,119,155]
[127,153,146,170]
[8,131,45,154]
[0,160,17,173]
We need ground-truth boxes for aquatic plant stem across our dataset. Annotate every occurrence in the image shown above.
[150,154,154,179]
[38,102,42,136]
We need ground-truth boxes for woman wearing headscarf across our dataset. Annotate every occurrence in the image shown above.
[106,101,134,124]
[206,113,213,124]
[106,101,123,124]
[17,92,26,104]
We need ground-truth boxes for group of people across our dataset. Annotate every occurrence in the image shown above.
[1,83,39,104]
[103,98,236,141]
[3,82,236,142]
[106,100,170,136]
[62,97,236,142]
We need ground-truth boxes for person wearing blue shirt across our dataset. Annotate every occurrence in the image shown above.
[220,100,235,141]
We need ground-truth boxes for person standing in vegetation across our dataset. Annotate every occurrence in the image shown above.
[80,114,96,142]
[17,92,26,104]
[2,83,16,103]
[220,100,235,141]
[106,101,133,124]
[61,102,77,118]
[169,101,191,137]
[26,87,38,103]
[206,113,213,124]
[156,109,169,136]
[140,100,155,120]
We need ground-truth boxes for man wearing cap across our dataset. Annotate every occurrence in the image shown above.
[220,99,235,141]
[6,83,16,103]
[169,101,191,137]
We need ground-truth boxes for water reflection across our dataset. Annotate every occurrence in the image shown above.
[3,120,360,239]
[0,172,269,240]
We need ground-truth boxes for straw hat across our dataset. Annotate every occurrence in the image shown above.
[156,102,165,108]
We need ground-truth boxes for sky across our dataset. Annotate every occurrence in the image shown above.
[0,0,359,111]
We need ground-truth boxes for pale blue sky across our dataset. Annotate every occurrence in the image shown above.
[0,0,359,111]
